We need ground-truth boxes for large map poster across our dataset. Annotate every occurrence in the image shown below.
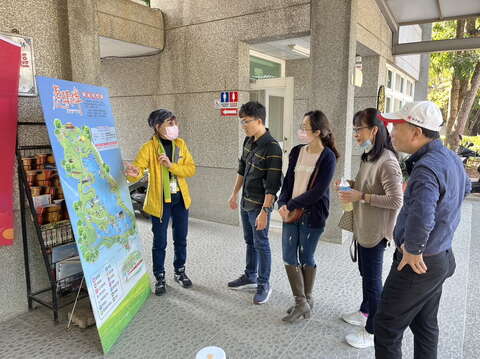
[36,76,150,353]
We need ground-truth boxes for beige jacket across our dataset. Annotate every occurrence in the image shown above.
[352,150,403,248]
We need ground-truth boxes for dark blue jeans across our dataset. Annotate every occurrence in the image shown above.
[240,208,271,286]
[151,193,189,279]
[282,215,324,266]
[358,239,387,334]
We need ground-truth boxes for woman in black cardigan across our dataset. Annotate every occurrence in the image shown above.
[278,110,339,323]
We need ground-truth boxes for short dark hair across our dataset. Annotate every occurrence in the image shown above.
[147,109,175,128]
[239,101,266,124]
[408,123,440,139]
[353,108,398,162]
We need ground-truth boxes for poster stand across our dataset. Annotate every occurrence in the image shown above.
[17,121,88,322]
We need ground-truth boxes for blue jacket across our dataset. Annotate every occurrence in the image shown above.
[394,139,471,255]
[278,145,336,228]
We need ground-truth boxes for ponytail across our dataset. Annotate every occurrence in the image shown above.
[321,132,340,159]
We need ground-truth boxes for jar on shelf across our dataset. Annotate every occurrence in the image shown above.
[31,186,42,196]
[45,204,62,223]
[22,157,36,171]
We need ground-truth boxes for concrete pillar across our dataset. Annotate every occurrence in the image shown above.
[67,0,101,85]
[415,24,432,101]
[310,0,358,243]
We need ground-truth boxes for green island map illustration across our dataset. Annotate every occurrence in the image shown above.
[53,118,141,273]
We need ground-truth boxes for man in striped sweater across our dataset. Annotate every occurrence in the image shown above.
[227,101,283,305]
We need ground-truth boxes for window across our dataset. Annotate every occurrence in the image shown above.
[249,50,285,80]
[385,64,415,113]
[386,96,392,112]
[394,99,401,111]
[387,70,393,89]
[407,80,413,97]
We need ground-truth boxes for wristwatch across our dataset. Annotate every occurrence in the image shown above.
[262,206,273,214]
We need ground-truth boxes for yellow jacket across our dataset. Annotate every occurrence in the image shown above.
[127,136,196,218]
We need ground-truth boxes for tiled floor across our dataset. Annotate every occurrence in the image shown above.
[1,200,478,359]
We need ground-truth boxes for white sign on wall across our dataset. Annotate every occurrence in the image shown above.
[0,32,37,96]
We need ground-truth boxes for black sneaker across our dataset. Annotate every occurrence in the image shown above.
[174,267,192,288]
[155,273,166,296]
[227,274,257,290]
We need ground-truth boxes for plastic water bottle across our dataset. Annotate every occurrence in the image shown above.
[339,177,353,212]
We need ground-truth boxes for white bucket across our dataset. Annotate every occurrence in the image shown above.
[195,346,226,359]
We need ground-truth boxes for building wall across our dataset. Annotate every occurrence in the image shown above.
[100,56,160,160]
[150,0,311,225]
[0,0,72,322]
[356,0,393,60]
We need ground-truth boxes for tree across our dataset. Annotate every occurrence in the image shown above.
[429,18,480,149]
[467,106,480,135]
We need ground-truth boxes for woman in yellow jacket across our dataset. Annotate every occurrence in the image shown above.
[125,109,196,296]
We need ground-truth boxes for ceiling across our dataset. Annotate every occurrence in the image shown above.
[99,36,161,59]
[377,0,480,30]
[249,36,310,60]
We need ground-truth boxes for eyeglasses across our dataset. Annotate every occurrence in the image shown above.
[299,125,313,131]
[240,118,257,125]
[353,126,370,135]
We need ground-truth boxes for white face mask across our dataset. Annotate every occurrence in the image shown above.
[297,129,313,144]
[165,125,179,140]
[359,139,374,153]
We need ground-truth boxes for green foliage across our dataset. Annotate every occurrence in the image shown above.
[429,20,480,128]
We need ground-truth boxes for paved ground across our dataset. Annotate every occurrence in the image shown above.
[0,199,478,359]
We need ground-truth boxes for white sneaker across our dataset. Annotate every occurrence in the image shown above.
[345,327,374,349]
[341,311,367,327]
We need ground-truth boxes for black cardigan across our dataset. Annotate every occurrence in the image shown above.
[277,144,336,228]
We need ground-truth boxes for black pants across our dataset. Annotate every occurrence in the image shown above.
[374,249,456,359]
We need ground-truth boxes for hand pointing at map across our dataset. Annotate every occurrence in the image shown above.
[124,162,140,177]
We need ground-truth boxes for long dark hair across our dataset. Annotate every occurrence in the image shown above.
[353,108,397,162]
[305,110,340,159]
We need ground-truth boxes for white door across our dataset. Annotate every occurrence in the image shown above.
[250,77,294,227]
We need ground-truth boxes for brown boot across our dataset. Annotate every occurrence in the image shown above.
[282,265,311,323]
[303,265,317,310]
[286,265,317,314]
